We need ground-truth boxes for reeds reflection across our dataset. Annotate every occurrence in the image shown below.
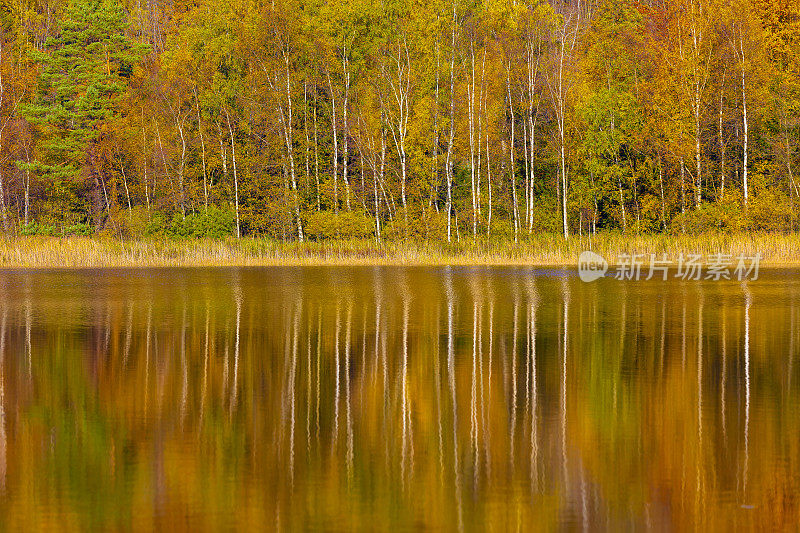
[0,267,798,530]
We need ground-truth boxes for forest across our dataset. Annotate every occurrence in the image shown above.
[0,0,798,241]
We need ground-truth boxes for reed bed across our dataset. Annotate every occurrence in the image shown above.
[0,233,799,268]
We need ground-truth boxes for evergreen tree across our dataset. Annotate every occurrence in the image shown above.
[19,0,147,226]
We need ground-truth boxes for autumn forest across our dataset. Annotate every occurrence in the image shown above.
[0,0,798,240]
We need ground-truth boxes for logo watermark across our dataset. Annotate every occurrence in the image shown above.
[578,251,609,282]
[578,252,760,282]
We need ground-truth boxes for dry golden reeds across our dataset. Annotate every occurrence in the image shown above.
[0,233,798,268]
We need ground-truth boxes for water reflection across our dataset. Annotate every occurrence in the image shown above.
[0,267,798,529]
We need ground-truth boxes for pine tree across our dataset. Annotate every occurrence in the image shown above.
[19,0,147,226]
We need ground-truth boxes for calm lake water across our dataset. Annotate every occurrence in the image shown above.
[0,266,798,529]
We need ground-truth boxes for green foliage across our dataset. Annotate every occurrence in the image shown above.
[669,190,797,233]
[575,0,646,233]
[63,222,93,236]
[18,0,148,220]
[742,189,796,232]
[20,221,92,236]
[21,222,57,236]
[488,219,514,241]
[529,194,563,234]
[144,206,236,238]
[304,210,375,240]
[669,200,742,233]
[103,206,150,238]
[2,0,800,241]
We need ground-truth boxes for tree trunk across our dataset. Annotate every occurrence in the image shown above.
[155,118,174,202]
[658,157,666,231]
[23,147,31,226]
[225,111,240,238]
[303,82,311,199]
[553,33,569,240]
[485,123,491,238]
[194,88,208,210]
[431,37,441,211]
[119,161,132,216]
[142,108,150,216]
[387,37,410,227]
[618,175,626,232]
[522,104,529,231]
[694,91,701,207]
[373,135,381,242]
[719,71,725,199]
[176,117,186,217]
[0,58,6,231]
[327,70,339,214]
[468,43,477,236]
[784,111,799,198]
[476,48,486,231]
[0,154,6,233]
[527,41,540,234]
[446,2,457,243]
[739,32,748,206]
[313,85,320,210]
[342,55,351,211]
[680,156,686,217]
[506,67,519,242]
[276,54,304,242]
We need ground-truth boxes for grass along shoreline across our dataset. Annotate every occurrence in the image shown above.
[0,233,799,268]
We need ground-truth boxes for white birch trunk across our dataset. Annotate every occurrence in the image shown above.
[506,67,519,242]
[225,111,240,238]
[739,32,748,206]
[327,71,339,214]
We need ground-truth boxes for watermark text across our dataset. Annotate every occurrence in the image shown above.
[578,252,760,282]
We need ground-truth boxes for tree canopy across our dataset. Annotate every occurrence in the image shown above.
[0,0,798,238]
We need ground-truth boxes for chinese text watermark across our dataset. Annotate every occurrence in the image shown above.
[578,251,760,282]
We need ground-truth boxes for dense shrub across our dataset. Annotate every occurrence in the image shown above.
[20,222,57,236]
[669,201,739,233]
[668,190,797,234]
[63,222,93,236]
[741,190,796,232]
[143,206,236,238]
[304,210,375,240]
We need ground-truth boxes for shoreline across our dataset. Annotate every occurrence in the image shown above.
[1,234,800,268]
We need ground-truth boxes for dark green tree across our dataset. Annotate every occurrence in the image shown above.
[19,0,147,228]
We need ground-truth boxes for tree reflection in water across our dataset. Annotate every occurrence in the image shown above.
[0,267,796,530]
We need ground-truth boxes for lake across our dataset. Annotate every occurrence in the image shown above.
[0,266,797,529]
